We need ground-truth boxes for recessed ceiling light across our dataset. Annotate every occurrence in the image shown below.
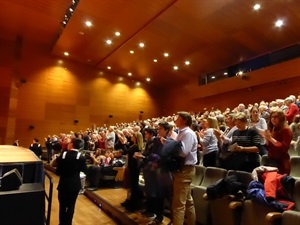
[173,66,179,70]
[139,42,145,48]
[79,31,84,35]
[85,21,92,27]
[107,66,111,70]
[118,77,123,81]
[58,60,63,64]
[253,4,261,10]
[128,72,132,76]
[211,76,215,79]
[136,82,141,86]
[275,19,284,27]
[129,50,134,54]
[146,78,151,82]
[106,39,112,45]
[64,52,69,56]
[185,61,190,65]
[69,8,73,12]
[164,53,169,57]
[224,72,228,75]
[237,71,243,76]
[153,59,158,62]
[115,31,121,36]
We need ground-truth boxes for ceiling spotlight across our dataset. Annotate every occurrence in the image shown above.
[129,50,134,54]
[85,21,92,27]
[146,78,151,82]
[64,52,69,56]
[253,4,261,10]
[106,39,112,45]
[275,19,284,27]
[107,66,111,70]
[128,72,132,76]
[115,31,121,36]
[185,61,190,65]
[211,76,216,79]
[236,71,244,76]
[139,42,145,48]
[164,53,169,57]
[153,59,158,62]
[224,72,228,75]
[118,77,123,81]
[173,66,179,70]
[136,82,141,86]
[58,60,63,64]
[69,8,73,12]
[63,21,67,25]
[79,31,84,35]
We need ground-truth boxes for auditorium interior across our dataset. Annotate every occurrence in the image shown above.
[0,1,300,225]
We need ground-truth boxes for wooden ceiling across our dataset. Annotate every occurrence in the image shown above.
[1,0,300,87]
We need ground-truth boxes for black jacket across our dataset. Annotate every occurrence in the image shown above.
[56,150,87,192]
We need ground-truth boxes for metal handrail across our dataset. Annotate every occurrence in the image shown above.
[44,170,53,225]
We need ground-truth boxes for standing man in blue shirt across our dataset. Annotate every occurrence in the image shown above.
[172,112,198,225]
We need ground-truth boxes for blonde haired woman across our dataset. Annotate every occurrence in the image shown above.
[196,117,219,167]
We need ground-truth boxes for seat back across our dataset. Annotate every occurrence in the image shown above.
[191,165,205,187]
[227,170,253,187]
[290,156,300,179]
[282,210,300,225]
[201,167,227,188]
[260,155,268,166]
[293,179,300,211]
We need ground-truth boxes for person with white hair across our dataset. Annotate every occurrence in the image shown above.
[284,97,299,124]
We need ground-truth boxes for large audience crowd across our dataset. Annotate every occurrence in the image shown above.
[26,94,300,225]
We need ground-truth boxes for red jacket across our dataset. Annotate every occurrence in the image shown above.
[285,103,299,124]
[266,127,292,175]
[261,171,294,210]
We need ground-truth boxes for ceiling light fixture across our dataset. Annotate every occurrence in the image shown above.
[275,19,284,27]
[106,39,112,45]
[224,72,228,75]
[64,52,69,56]
[173,66,179,70]
[139,43,145,48]
[146,78,151,82]
[136,82,141,86]
[153,59,158,62]
[128,72,132,76]
[61,0,80,28]
[185,61,190,65]
[115,31,121,36]
[164,53,169,57]
[211,76,215,79]
[129,50,134,54]
[253,4,261,10]
[85,21,92,27]
[107,66,111,70]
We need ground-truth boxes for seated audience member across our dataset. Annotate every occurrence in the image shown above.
[260,109,293,175]
[284,97,299,124]
[290,114,300,148]
[249,105,268,155]
[100,150,125,178]
[87,149,103,188]
[29,138,43,158]
[226,112,261,172]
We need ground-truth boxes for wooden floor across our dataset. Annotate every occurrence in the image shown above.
[45,171,117,225]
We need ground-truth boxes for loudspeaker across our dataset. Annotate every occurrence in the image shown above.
[109,115,113,118]
[140,111,144,114]
[74,119,79,124]
[0,168,22,191]
[29,125,34,129]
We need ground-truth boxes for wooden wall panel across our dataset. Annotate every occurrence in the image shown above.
[0,40,161,146]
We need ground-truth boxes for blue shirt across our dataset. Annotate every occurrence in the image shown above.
[176,126,198,165]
